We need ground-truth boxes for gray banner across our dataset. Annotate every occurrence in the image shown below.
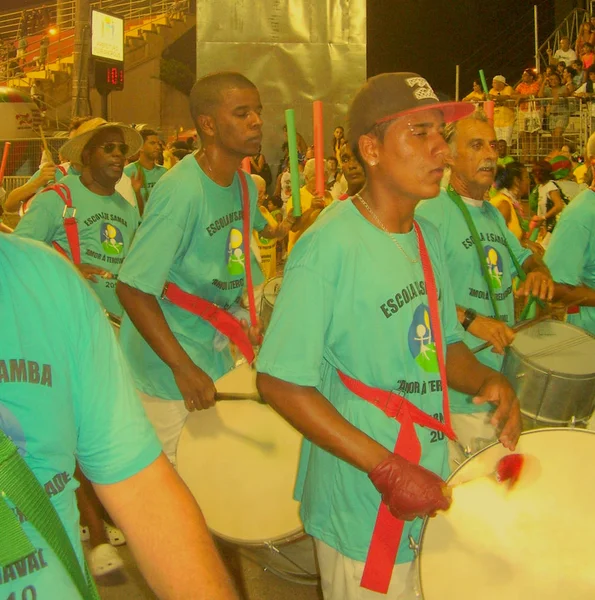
[195,0,366,182]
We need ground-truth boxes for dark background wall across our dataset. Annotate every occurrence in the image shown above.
[367,0,557,98]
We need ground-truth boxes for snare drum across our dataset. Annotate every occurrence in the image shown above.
[176,362,318,584]
[260,276,283,331]
[418,428,595,599]
[502,320,595,428]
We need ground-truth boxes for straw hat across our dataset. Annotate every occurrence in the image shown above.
[60,118,143,166]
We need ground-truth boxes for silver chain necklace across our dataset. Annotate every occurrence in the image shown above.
[355,193,419,264]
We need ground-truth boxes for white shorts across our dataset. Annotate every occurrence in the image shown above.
[315,539,416,600]
[138,391,188,467]
[447,412,498,472]
[494,125,513,147]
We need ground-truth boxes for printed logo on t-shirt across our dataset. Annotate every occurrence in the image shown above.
[226,228,245,275]
[484,245,503,290]
[0,404,27,456]
[101,222,124,255]
[408,304,439,373]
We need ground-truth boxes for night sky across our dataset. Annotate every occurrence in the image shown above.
[5,0,558,96]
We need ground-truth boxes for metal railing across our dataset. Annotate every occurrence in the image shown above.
[538,8,590,70]
[0,0,189,90]
[0,136,68,180]
[467,97,591,164]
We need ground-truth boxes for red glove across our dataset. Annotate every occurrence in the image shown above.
[369,453,451,521]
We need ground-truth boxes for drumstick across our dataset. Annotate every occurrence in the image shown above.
[215,392,263,402]
[38,125,52,164]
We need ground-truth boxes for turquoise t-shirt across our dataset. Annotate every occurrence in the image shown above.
[256,199,463,564]
[14,174,140,318]
[545,188,595,335]
[416,190,531,414]
[123,162,168,206]
[118,154,268,400]
[0,235,161,599]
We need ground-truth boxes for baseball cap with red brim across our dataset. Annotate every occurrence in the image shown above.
[348,72,475,145]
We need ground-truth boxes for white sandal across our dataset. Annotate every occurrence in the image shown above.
[89,543,124,576]
[80,522,126,546]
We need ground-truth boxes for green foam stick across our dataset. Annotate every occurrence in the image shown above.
[284,109,302,217]
[479,69,489,95]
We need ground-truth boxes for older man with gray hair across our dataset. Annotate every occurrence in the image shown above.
[416,111,554,466]
[286,157,331,254]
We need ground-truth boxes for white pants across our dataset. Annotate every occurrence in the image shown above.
[494,125,513,147]
[447,412,498,472]
[139,391,188,467]
[315,540,416,600]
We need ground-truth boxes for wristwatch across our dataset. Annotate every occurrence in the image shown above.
[462,308,477,331]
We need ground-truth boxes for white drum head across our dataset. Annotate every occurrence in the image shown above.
[176,363,304,546]
[419,429,595,599]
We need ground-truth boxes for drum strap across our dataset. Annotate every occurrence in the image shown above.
[0,429,100,599]
[161,169,258,364]
[42,183,81,265]
[338,221,456,594]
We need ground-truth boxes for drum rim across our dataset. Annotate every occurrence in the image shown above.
[416,427,595,596]
[211,525,307,548]
[506,320,595,379]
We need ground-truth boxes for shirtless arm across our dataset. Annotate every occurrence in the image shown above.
[256,374,391,473]
[95,454,238,600]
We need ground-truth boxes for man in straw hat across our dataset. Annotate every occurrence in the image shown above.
[256,73,521,599]
[116,72,298,464]
[0,234,238,599]
[4,117,139,217]
[14,120,142,321]
[416,112,554,469]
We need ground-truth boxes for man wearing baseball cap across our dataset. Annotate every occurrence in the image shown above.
[489,75,515,146]
[256,73,521,599]
[14,121,142,320]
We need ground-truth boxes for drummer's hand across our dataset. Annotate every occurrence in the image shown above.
[369,453,451,521]
[467,314,515,354]
[311,195,326,210]
[240,316,263,346]
[473,373,521,451]
[515,268,555,301]
[76,263,113,282]
[172,362,216,411]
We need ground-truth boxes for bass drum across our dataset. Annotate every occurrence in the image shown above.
[417,428,595,599]
[176,363,319,584]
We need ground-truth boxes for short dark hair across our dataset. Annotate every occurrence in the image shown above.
[140,128,159,141]
[189,72,256,134]
[494,161,525,190]
[587,64,595,75]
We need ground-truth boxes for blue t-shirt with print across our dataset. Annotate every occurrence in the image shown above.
[545,188,595,335]
[256,199,463,564]
[0,235,161,599]
[118,155,268,400]
[416,189,531,414]
[14,174,140,318]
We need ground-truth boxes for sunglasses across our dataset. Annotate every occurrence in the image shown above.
[98,142,129,154]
